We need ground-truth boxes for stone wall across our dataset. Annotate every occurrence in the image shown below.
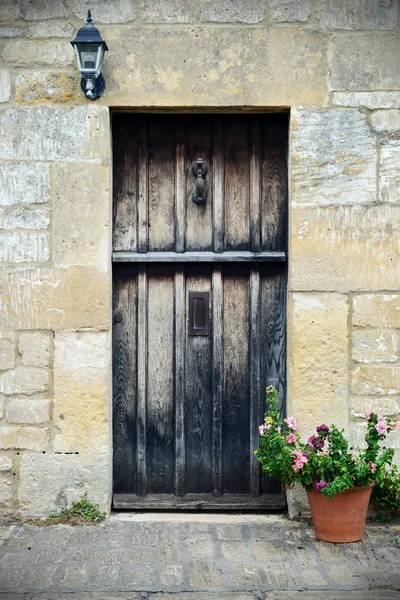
[0,0,399,515]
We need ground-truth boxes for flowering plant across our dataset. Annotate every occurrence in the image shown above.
[255,387,400,506]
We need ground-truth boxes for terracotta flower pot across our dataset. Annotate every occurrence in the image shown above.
[306,483,374,543]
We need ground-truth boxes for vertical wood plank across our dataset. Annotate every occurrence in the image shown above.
[112,267,137,493]
[222,267,250,493]
[174,269,186,495]
[213,119,224,253]
[261,115,288,251]
[175,131,186,253]
[147,269,175,493]
[137,268,148,495]
[212,267,223,495]
[224,118,251,251]
[113,116,138,252]
[249,268,261,496]
[250,120,261,253]
[138,119,148,253]
[148,118,176,251]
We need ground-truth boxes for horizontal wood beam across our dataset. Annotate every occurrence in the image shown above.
[113,251,286,263]
[113,493,286,511]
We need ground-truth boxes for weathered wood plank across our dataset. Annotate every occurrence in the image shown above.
[148,118,175,251]
[174,269,186,496]
[250,120,261,253]
[137,268,148,495]
[224,119,250,251]
[113,493,286,510]
[175,130,186,253]
[113,116,138,252]
[185,268,213,493]
[112,268,137,493]
[147,270,175,493]
[185,117,213,251]
[249,268,261,496]
[212,267,223,496]
[261,115,288,251]
[223,267,250,493]
[138,119,148,253]
[113,251,286,263]
[213,119,224,253]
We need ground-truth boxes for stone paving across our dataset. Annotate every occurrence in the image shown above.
[0,514,399,599]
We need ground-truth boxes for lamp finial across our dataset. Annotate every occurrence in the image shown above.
[87,9,92,23]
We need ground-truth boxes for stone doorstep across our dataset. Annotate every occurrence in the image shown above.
[1,592,398,600]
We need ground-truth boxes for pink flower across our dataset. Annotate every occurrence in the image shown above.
[375,416,388,435]
[286,433,296,444]
[286,417,297,430]
[365,409,373,419]
[259,424,271,436]
[292,450,308,472]
[368,461,377,472]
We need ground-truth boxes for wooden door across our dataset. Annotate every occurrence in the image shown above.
[112,114,288,509]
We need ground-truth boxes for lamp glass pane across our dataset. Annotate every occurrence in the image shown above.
[76,43,101,77]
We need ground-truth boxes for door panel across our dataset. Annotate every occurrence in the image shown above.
[112,113,288,509]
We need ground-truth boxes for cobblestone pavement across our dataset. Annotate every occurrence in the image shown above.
[0,514,399,599]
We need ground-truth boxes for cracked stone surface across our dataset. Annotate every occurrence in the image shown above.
[0,514,398,598]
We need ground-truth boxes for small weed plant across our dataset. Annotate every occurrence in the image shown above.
[46,493,106,524]
[255,387,400,513]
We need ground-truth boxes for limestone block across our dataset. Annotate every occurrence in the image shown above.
[141,0,197,23]
[26,22,75,38]
[1,266,109,330]
[332,92,400,110]
[269,0,311,23]
[351,396,399,419]
[0,480,12,506]
[0,27,23,38]
[352,330,399,363]
[16,72,75,104]
[0,2,20,20]
[371,110,400,134]
[21,0,68,20]
[103,27,328,106]
[0,207,49,230]
[0,397,3,419]
[0,107,109,162]
[3,41,74,68]
[380,141,400,204]
[352,365,400,395]
[329,34,400,91]
[18,333,51,367]
[353,295,400,328]
[71,0,136,23]
[19,453,111,516]
[201,0,267,23]
[0,163,50,206]
[0,332,15,370]
[289,205,400,291]
[291,109,376,206]
[0,232,49,264]
[6,398,50,424]
[0,369,49,395]
[52,163,110,268]
[53,331,110,454]
[0,70,11,104]
[318,0,398,30]
[0,456,12,471]
[288,292,349,435]
[0,425,49,450]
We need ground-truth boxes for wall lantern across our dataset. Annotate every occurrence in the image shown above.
[71,10,108,100]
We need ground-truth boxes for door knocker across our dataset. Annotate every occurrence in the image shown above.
[192,158,207,204]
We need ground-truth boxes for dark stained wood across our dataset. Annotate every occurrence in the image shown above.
[222,267,250,494]
[112,267,137,493]
[113,251,286,263]
[185,268,213,493]
[261,115,288,251]
[113,493,286,510]
[112,115,138,252]
[112,113,288,508]
[174,270,186,496]
[224,119,250,251]
[148,118,175,251]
